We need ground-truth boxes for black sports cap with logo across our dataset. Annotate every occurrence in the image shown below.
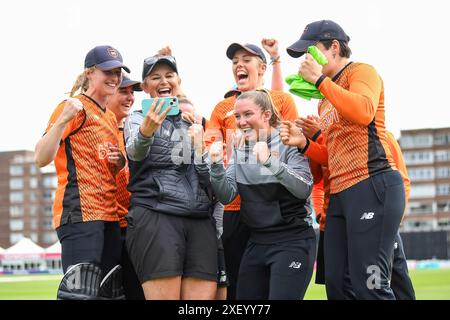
[120,74,142,92]
[142,55,178,80]
[226,43,267,64]
[287,20,350,58]
[84,45,130,72]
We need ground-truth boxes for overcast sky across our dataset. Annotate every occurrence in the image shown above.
[0,0,449,152]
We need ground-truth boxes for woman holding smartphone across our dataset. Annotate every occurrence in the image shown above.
[124,54,218,300]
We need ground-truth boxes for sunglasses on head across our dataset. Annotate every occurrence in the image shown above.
[144,55,177,66]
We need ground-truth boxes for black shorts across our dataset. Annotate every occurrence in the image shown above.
[56,219,121,275]
[126,206,218,283]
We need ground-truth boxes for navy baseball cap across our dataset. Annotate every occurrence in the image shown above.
[287,20,350,58]
[84,45,130,72]
[226,43,267,64]
[120,74,142,91]
[142,55,178,80]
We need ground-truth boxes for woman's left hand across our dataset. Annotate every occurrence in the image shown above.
[299,53,323,84]
[252,141,271,164]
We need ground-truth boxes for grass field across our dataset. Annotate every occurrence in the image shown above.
[0,269,449,300]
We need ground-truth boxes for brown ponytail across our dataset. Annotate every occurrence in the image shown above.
[237,89,281,127]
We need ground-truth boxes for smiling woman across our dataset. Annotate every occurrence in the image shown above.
[33,45,130,300]
[123,54,218,300]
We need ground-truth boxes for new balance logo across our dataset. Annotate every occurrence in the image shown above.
[360,212,375,220]
[289,262,302,269]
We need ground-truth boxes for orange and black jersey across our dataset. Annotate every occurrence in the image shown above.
[45,94,120,229]
[206,90,299,211]
[317,62,397,194]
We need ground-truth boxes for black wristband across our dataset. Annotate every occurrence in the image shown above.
[298,138,310,154]
[311,130,322,142]
[315,74,326,88]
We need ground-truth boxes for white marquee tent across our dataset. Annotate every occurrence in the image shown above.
[0,237,46,272]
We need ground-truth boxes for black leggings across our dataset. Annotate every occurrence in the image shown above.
[324,171,405,300]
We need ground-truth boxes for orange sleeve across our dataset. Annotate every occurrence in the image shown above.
[386,131,410,207]
[44,101,76,140]
[280,93,299,121]
[311,160,324,218]
[205,101,226,147]
[304,133,328,166]
[318,64,382,126]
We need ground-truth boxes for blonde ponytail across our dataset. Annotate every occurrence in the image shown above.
[68,67,95,97]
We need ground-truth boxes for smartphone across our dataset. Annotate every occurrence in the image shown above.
[141,97,179,117]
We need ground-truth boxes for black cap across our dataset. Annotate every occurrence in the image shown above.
[142,55,178,80]
[287,20,350,58]
[120,74,142,92]
[226,43,267,64]
[224,85,240,99]
[84,45,130,72]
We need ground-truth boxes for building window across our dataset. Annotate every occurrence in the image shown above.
[434,133,450,145]
[10,206,24,217]
[407,202,434,215]
[30,165,37,175]
[10,219,24,231]
[43,191,54,201]
[437,184,450,196]
[404,151,434,165]
[29,191,38,202]
[30,232,38,243]
[410,184,435,199]
[437,167,450,178]
[10,233,24,244]
[400,134,433,148]
[30,177,38,189]
[438,219,450,229]
[30,219,38,230]
[435,150,450,162]
[437,202,450,212]
[42,232,57,244]
[9,165,24,176]
[43,176,57,188]
[9,192,24,203]
[9,178,24,190]
[43,218,53,230]
[30,205,38,216]
[409,167,435,181]
[44,206,53,216]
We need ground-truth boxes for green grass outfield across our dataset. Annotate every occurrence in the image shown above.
[0,269,449,300]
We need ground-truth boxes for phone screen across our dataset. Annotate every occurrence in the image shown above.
[142,97,179,116]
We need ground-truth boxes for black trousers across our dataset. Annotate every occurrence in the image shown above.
[324,171,405,300]
[57,219,121,276]
[120,227,145,300]
[222,210,251,300]
[391,232,416,300]
[236,236,316,300]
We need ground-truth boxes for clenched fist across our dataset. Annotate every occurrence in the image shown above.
[209,141,225,164]
[252,141,271,164]
[59,98,83,124]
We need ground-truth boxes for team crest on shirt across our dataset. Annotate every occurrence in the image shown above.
[98,142,109,159]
